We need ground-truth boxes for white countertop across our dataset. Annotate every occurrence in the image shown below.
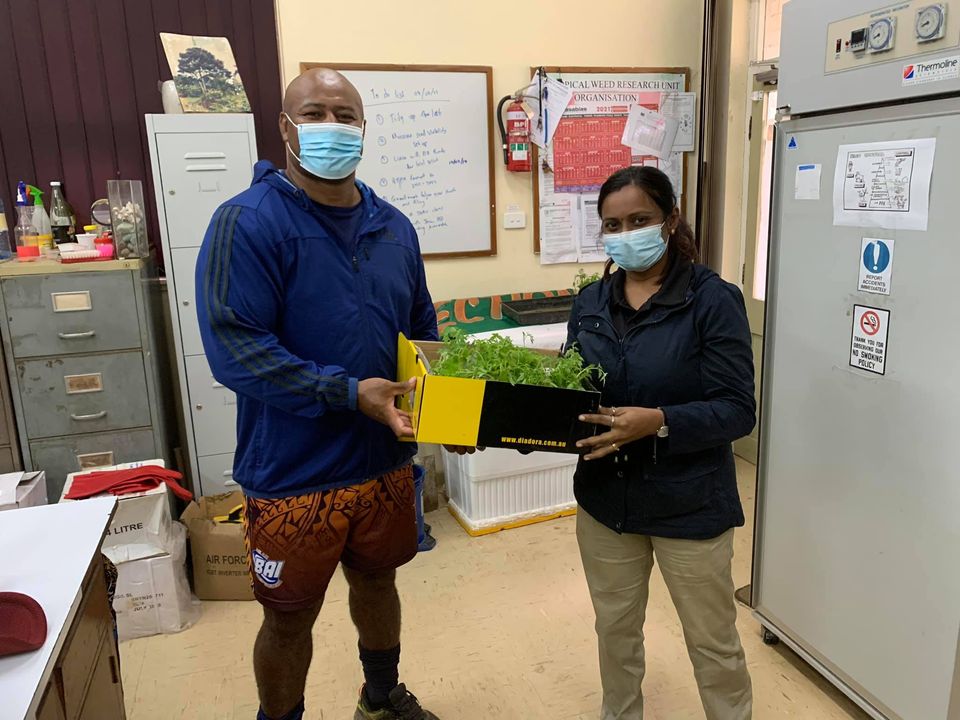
[0,497,117,720]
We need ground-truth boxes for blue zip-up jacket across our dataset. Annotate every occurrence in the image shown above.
[196,161,438,499]
[566,261,755,539]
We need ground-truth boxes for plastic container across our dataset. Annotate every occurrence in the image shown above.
[0,199,12,261]
[27,185,54,253]
[107,180,148,259]
[442,447,578,535]
[76,233,97,249]
[14,182,40,261]
[97,243,115,259]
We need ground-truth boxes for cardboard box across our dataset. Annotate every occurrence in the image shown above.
[113,522,198,642]
[60,459,175,563]
[397,334,600,453]
[0,471,47,511]
[180,491,254,601]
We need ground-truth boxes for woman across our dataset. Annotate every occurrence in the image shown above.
[568,166,755,720]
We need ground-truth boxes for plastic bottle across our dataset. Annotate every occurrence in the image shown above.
[49,181,77,245]
[0,200,11,260]
[14,182,39,261]
[28,185,54,254]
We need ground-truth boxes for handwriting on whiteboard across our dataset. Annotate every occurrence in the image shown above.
[361,87,470,237]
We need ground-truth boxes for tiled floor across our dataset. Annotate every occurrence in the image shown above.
[121,460,870,719]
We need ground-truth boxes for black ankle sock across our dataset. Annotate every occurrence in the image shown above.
[256,697,304,720]
[359,643,401,708]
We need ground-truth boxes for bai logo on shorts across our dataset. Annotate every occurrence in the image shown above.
[252,549,285,588]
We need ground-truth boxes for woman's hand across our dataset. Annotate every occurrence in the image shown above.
[577,406,664,461]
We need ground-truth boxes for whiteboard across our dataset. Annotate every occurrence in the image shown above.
[335,66,496,257]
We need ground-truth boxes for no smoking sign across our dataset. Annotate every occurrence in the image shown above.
[850,305,890,376]
[860,310,882,336]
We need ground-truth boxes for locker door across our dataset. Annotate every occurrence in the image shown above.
[156,132,254,249]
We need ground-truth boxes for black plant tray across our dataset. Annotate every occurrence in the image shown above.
[501,296,574,326]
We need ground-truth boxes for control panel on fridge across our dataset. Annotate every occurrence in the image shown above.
[825,2,959,74]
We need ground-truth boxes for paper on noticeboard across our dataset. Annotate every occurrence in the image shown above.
[622,104,680,160]
[578,195,606,264]
[660,92,696,152]
[539,166,580,265]
[523,75,574,149]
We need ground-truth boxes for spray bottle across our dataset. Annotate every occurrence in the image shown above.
[14,182,39,261]
[28,185,54,255]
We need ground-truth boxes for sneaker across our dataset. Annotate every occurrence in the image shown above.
[353,684,439,720]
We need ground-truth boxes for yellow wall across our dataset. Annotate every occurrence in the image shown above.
[275,0,705,301]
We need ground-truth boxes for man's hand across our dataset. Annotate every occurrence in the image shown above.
[358,377,417,438]
[443,445,484,455]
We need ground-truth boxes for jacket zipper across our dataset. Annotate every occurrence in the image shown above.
[584,301,691,467]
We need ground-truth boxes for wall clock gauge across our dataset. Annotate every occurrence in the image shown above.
[916,4,947,43]
[868,17,897,53]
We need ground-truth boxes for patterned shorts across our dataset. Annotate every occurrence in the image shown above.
[242,465,417,611]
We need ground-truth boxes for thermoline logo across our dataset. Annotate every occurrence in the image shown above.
[252,549,284,587]
[902,56,960,86]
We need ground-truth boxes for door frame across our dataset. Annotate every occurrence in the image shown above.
[733,65,778,463]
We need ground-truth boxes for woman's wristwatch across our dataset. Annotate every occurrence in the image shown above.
[656,408,669,438]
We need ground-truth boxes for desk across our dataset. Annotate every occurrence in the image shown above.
[0,497,123,720]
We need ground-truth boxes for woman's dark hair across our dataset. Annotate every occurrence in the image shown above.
[596,165,699,278]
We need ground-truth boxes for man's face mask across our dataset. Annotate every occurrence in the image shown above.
[285,113,364,180]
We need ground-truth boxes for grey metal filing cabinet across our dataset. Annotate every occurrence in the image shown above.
[0,260,172,501]
[0,341,22,474]
[145,113,257,496]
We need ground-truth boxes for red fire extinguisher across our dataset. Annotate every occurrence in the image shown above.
[497,96,531,172]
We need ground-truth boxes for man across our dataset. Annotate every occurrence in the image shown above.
[196,68,440,720]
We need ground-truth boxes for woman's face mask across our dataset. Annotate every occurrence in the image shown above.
[602,223,668,272]
[285,113,364,180]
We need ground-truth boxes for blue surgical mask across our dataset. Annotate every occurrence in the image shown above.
[285,114,364,180]
[603,223,667,272]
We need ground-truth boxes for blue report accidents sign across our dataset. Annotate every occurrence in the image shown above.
[850,305,890,376]
[858,238,895,295]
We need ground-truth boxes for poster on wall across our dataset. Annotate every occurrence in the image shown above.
[535,70,689,265]
[160,33,251,112]
[832,138,936,231]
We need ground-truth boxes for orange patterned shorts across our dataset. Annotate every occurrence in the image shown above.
[242,465,417,610]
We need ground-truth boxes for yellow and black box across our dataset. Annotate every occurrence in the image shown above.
[396,334,600,453]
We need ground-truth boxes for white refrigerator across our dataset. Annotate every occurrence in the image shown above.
[753,2,960,719]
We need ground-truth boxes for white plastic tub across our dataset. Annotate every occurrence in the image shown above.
[443,446,578,535]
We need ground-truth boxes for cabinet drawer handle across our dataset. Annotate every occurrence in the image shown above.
[58,330,96,340]
[70,411,107,421]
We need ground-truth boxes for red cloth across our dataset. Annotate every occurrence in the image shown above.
[0,592,47,657]
[65,467,193,502]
